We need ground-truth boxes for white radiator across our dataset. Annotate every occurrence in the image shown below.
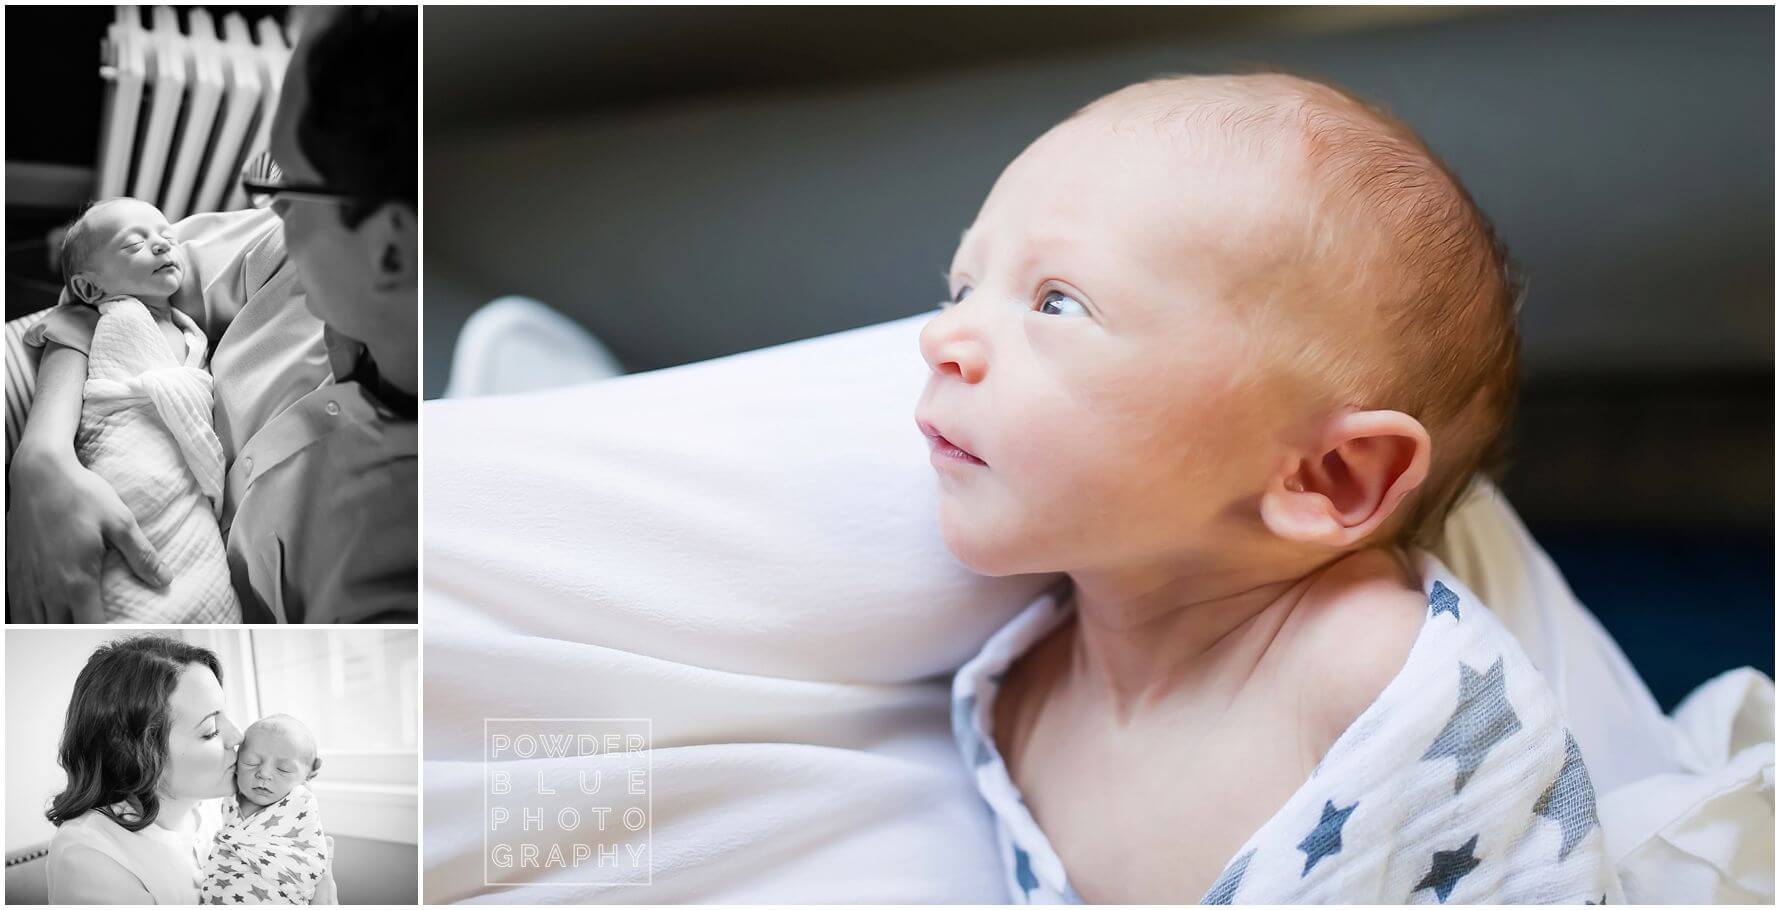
[96,5,291,220]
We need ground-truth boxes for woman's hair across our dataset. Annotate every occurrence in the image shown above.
[45,635,223,832]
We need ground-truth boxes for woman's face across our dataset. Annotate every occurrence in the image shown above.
[159,664,243,802]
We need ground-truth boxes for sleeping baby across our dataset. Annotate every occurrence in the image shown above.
[921,74,1622,903]
[25,197,241,622]
[201,715,330,905]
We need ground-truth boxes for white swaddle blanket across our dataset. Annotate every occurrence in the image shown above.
[78,296,240,622]
[200,787,329,905]
[955,551,1626,904]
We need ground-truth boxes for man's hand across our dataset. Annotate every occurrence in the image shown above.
[7,452,167,622]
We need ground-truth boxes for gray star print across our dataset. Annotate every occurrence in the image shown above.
[1421,657,1521,794]
[247,884,270,901]
[1296,800,1357,876]
[1201,849,1254,904]
[1533,731,1600,861]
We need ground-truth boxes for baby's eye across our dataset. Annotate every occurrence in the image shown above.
[943,286,973,308]
[1037,290,1088,317]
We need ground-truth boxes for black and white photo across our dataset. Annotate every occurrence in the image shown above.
[5,5,417,624]
[5,627,419,904]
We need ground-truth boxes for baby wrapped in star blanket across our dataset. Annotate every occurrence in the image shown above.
[69,296,240,621]
[954,550,1626,904]
[200,786,329,904]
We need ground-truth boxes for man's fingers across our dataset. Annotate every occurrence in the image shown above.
[105,519,168,589]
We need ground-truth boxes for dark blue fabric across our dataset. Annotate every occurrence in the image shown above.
[1531,524,1775,712]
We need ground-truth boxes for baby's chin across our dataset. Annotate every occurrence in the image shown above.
[937,498,1045,578]
[237,784,289,807]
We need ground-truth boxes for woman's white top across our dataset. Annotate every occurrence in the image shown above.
[48,804,218,904]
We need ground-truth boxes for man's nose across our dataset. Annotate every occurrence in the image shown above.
[919,302,989,384]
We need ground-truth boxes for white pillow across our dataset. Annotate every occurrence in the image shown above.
[424,311,1770,903]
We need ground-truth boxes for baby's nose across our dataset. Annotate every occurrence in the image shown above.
[918,308,988,384]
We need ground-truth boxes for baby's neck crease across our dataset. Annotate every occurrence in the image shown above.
[1064,562,1319,718]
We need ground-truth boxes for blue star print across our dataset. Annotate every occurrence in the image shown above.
[1013,846,1039,896]
[1296,799,1357,876]
[1429,581,1461,620]
[1414,834,1482,903]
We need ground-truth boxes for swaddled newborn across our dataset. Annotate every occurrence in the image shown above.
[44,197,240,621]
[924,74,1620,902]
[201,715,330,905]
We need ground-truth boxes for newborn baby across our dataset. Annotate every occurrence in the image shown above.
[26,197,241,621]
[923,75,1620,903]
[201,715,330,905]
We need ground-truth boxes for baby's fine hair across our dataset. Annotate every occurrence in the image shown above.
[1075,72,1521,548]
[58,197,132,302]
[248,712,323,774]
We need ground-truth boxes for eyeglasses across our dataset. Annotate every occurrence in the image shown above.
[239,151,358,209]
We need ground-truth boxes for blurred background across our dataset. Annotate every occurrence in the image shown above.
[425,6,1773,711]
[4,628,418,905]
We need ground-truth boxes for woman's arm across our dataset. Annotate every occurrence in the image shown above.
[47,843,155,905]
[314,835,339,904]
[6,342,167,622]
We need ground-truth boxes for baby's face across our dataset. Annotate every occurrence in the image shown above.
[76,199,183,300]
[234,721,315,807]
[917,115,1315,575]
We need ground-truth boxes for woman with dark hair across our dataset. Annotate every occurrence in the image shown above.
[43,635,335,904]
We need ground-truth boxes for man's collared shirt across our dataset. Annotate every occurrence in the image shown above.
[223,328,417,622]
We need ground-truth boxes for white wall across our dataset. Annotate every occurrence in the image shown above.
[6,629,155,850]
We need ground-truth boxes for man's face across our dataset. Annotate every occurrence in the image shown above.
[915,114,1313,577]
[267,6,376,342]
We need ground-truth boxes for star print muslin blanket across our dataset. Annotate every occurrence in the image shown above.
[953,550,1626,904]
[72,296,240,622]
[200,787,328,904]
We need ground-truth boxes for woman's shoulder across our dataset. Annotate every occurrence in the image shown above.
[48,818,154,904]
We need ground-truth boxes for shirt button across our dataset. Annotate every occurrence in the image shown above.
[325,400,341,416]
[242,456,253,472]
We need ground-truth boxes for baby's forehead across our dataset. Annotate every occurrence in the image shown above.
[78,199,170,243]
[243,718,315,756]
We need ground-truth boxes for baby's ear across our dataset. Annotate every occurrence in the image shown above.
[1259,409,1431,549]
[308,755,323,781]
[68,272,104,304]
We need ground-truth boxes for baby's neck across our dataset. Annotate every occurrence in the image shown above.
[1061,549,1397,718]
[103,292,174,316]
